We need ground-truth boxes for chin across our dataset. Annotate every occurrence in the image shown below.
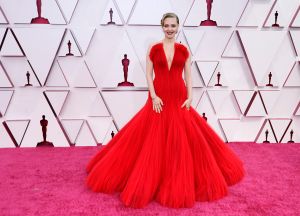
[165,34,175,39]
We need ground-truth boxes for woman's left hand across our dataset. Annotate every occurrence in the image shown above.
[181,98,192,110]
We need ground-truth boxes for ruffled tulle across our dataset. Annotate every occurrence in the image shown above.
[86,97,245,208]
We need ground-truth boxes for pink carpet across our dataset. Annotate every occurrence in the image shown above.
[0,142,299,216]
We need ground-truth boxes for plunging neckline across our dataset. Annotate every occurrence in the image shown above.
[161,42,176,72]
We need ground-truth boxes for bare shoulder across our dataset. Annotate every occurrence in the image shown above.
[177,43,190,61]
[148,41,161,51]
[178,43,190,56]
[178,42,188,50]
[147,42,160,57]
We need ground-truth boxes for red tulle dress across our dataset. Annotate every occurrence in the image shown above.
[86,42,245,208]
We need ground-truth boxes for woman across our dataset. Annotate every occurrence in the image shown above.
[86,12,245,209]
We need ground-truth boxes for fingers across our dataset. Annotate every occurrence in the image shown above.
[153,104,158,113]
[153,103,163,113]
[158,103,162,112]
[153,98,191,113]
[152,98,163,113]
[160,99,164,106]
[158,105,162,113]
[155,104,162,113]
[186,103,191,110]
[181,100,191,110]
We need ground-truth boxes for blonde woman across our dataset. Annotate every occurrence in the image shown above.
[86,12,245,209]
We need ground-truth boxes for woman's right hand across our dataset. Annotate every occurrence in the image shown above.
[152,96,164,113]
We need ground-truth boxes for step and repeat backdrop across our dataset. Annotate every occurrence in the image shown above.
[0,0,299,147]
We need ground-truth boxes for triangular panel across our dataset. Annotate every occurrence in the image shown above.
[0,29,24,56]
[58,30,81,57]
[0,90,14,116]
[100,0,123,25]
[44,90,69,117]
[5,120,30,146]
[13,27,65,85]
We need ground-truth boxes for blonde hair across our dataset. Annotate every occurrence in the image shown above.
[160,12,179,26]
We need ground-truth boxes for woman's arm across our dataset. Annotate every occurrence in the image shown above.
[184,48,192,100]
[146,44,164,113]
[146,44,156,99]
[181,47,193,110]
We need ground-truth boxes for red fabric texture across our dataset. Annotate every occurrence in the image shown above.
[86,42,245,208]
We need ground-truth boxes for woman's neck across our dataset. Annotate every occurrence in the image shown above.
[162,37,175,44]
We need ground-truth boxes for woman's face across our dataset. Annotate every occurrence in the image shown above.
[162,17,178,39]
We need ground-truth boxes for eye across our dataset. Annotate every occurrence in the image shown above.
[171,24,176,27]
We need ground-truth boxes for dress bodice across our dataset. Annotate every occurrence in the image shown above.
[149,42,189,76]
[149,42,190,105]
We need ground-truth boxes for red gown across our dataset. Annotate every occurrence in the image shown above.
[86,42,245,208]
